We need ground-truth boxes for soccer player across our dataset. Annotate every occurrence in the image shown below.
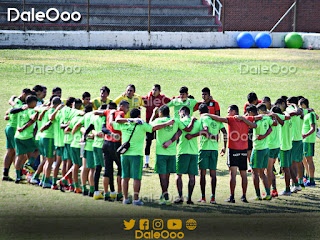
[149,105,186,205]
[91,86,112,110]
[142,84,171,168]
[299,98,317,187]
[286,97,304,189]
[248,104,275,200]
[32,85,45,106]
[38,96,61,189]
[262,96,272,111]
[99,101,129,201]
[185,103,227,204]
[172,106,202,205]
[194,87,220,115]
[3,88,32,181]
[114,84,144,118]
[80,92,92,110]
[205,105,257,203]
[12,95,39,183]
[167,86,198,119]
[113,108,174,205]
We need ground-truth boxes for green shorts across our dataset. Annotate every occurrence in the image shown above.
[63,144,72,160]
[176,154,198,175]
[71,147,82,166]
[155,155,176,174]
[291,140,303,162]
[279,149,292,168]
[35,139,44,156]
[269,148,280,159]
[198,150,218,170]
[5,126,16,149]
[250,148,269,169]
[55,146,65,159]
[303,142,315,157]
[39,137,55,158]
[121,155,143,180]
[84,150,95,168]
[93,147,104,167]
[15,137,37,156]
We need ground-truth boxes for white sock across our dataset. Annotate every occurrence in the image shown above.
[94,191,100,195]
[145,155,150,164]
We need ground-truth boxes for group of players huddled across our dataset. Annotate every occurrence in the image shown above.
[3,84,319,205]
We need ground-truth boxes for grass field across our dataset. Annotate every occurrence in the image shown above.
[0,49,320,239]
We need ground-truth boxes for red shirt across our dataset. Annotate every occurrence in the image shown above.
[226,116,254,150]
[142,92,171,123]
[103,109,125,142]
[194,99,220,114]
[243,100,262,113]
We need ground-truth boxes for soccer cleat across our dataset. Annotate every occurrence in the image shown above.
[38,181,43,187]
[197,198,206,203]
[225,197,235,203]
[15,179,21,184]
[110,191,117,201]
[42,183,51,189]
[241,196,248,203]
[174,197,184,204]
[271,189,278,197]
[304,180,311,187]
[2,176,14,182]
[310,182,316,187]
[123,198,131,204]
[51,185,59,190]
[133,199,144,206]
[165,200,172,206]
[93,191,104,200]
[279,173,284,179]
[143,163,149,169]
[69,186,75,192]
[291,186,298,193]
[186,200,194,205]
[300,184,305,189]
[116,193,123,201]
[255,196,262,201]
[280,190,291,196]
[82,190,89,196]
[159,198,166,205]
[263,195,272,200]
[24,163,35,173]
[210,197,216,204]
[88,192,94,197]
[74,188,82,194]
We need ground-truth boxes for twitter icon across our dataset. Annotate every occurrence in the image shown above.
[123,219,136,230]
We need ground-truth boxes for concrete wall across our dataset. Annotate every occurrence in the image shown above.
[0,30,320,49]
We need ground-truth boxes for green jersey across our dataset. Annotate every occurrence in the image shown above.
[167,98,198,119]
[302,111,317,143]
[15,109,36,140]
[286,106,303,141]
[178,117,202,155]
[253,115,273,150]
[52,111,65,147]
[7,98,23,128]
[268,113,281,150]
[199,115,224,151]
[81,112,94,151]
[113,122,153,156]
[35,106,46,141]
[39,108,55,139]
[69,115,84,148]
[91,115,106,149]
[63,108,83,144]
[279,114,292,151]
[151,117,186,156]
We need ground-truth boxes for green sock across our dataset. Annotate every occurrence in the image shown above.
[15,170,21,179]
[33,173,40,180]
[178,191,183,198]
[89,186,94,193]
[117,192,123,197]
[82,184,87,192]
[44,177,50,184]
[255,189,261,197]
[164,193,169,201]
[75,182,80,188]
[265,188,270,196]
[310,178,315,183]
[28,157,36,165]
[285,187,290,192]
[41,174,45,183]
[211,194,215,198]
[52,177,57,185]
[104,192,110,198]
[295,182,299,187]
[62,179,68,185]
[299,178,304,185]
[272,186,277,190]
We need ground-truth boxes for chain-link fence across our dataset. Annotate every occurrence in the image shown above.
[0,0,221,32]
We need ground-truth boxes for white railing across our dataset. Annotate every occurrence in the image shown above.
[206,0,223,21]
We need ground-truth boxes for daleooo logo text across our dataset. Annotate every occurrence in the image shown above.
[7,8,81,22]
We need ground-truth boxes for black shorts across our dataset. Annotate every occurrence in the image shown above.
[146,131,156,141]
[227,149,248,171]
[248,128,253,151]
[102,140,121,177]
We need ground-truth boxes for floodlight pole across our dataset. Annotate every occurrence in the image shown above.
[148,0,151,34]
[270,1,296,33]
